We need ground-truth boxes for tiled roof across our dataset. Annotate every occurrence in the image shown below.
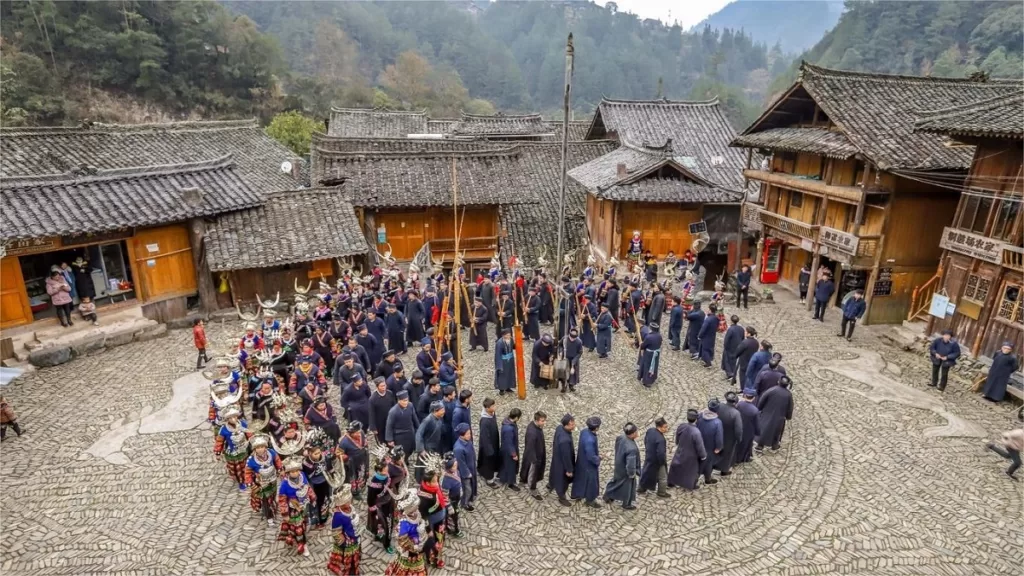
[450,112,551,136]
[596,177,741,203]
[206,188,369,272]
[1,155,261,241]
[498,141,617,268]
[427,119,459,134]
[566,145,665,191]
[327,107,429,138]
[914,90,1024,140]
[311,135,503,183]
[326,148,538,208]
[542,120,591,141]
[583,97,748,189]
[0,119,301,192]
[730,127,858,159]
[742,63,1023,170]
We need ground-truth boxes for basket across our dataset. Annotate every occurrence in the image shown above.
[539,363,554,380]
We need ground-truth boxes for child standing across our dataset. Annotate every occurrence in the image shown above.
[78,296,99,325]
[1,396,23,441]
[194,318,211,369]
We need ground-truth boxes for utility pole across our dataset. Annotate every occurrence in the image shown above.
[554,32,574,347]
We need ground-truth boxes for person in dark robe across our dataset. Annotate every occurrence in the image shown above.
[385,391,420,458]
[755,354,787,398]
[626,284,643,336]
[356,324,383,371]
[571,417,602,507]
[305,396,342,442]
[384,303,407,356]
[519,411,547,500]
[470,298,489,352]
[744,340,773,395]
[458,279,473,329]
[403,370,426,408]
[929,329,961,391]
[734,327,759,388]
[342,336,372,373]
[647,285,666,328]
[416,339,438,383]
[440,385,458,450]
[557,284,577,341]
[374,350,400,381]
[405,291,426,349]
[637,322,663,388]
[340,376,371,432]
[547,414,576,506]
[479,277,496,324]
[757,376,793,451]
[983,342,1020,402]
[530,334,555,389]
[595,303,614,359]
[338,421,369,500]
[477,398,501,487]
[368,378,396,445]
[667,409,707,490]
[364,312,388,360]
[734,392,761,464]
[538,276,555,325]
[453,423,478,512]
[714,392,743,476]
[70,257,96,299]
[603,422,641,510]
[579,297,598,352]
[668,296,684,351]
[562,328,583,393]
[605,280,620,325]
[452,389,472,440]
[684,302,705,356]
[494,330,517,395]
[696,400,723,485]
[524,287,542,341]
[422,288,438,331]
[721,316,744,382]
[638,417,670,498]
[495,292,514,340]
[498,408,522,490]
[698,303,720,367]
[438,352,458,389]
[416,379,443,422]
[312,326,335,377]
[414,401,447,481]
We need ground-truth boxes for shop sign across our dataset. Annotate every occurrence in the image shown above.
[872,267,893,296]
[61,228,133,248]
[819,226,860,255]
[939,227,1003,264]
[5,237,59,256]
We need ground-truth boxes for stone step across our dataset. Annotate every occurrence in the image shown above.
[26,319,168,368]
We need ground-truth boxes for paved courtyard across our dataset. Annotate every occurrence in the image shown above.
[1,293,1022,575]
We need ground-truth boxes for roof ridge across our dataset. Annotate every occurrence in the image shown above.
[600,96,721,107]
[801,61,1024,86]
[460,112,544,121]
[316,147,522,160]
[1,119,260,137]
[1,153,236,189]
[915,89,1024,120]
[330,106,428,116]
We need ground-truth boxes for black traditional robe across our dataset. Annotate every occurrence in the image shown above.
[519,421,546,486]
[548,425,576,498]
[477,412,501,481]
[525,294,541,341]
[734,400,760,463]
[684,308,704,354]
[983,351,1020,402]
[405,299,426,346]
[562,335,583,389]
[495,298,514,340]
[735,337,759,388]
[721,324,745,379]
[637,328,662,387]
[580,301,598,351]
[385,311,407,354]
[368,389,396,439]
[667,423,706,490]
[595,310,613,358]
[385,403,420,457]
[714,403,743,474]
[570,429,600,502]
[530,339,554,388]
[539,282,554,324]
[603,434,640,506]
[757,386,793,449]
[498,418,519,486]
[647,292,666,327]
[638,427,667,492]
[494,337,516,392]
[698,314,719,364]
[470,304,489,351]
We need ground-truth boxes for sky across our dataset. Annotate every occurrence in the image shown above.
[593,0,733,29]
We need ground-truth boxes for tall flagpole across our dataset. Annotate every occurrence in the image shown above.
[554,33,574,348]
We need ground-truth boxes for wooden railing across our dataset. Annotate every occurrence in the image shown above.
[758,207,819,240]
[855,235,881,259]
[430,236,499,253]
[742,202,763,232]
[1003,245,1024,272]
[907,268,942,322]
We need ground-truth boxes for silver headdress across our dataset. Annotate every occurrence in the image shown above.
[256,292,280,309]
[294,278,313,295]
[220,406,242,421]
[236,301,261,322]
[211,385,242,409]
[272,426,307,456]
[396,487,420,513]
[283,456,303,473]
[415,451,446,478]
[250,434,270,449]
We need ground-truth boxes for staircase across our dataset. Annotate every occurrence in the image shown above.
[907,269,942,323]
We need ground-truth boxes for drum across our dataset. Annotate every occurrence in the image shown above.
[539,363,554,380]
[553,359,569,381]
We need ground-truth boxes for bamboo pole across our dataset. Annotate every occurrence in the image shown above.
[553,33,574,348]
[451,158,464,388]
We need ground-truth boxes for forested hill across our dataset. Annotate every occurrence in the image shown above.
[771,1,1024,92]
[696,0,844,54]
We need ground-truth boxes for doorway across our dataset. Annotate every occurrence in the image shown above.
[18,241,136,321]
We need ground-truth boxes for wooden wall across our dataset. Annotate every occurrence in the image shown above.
[141,296,189,323]
[375,207,498,260]
[587,195,616,259]
[620,203,702,259]
[881,185,959,266]
[130,224,197,302]
[230,262,321,306]
[0,257,32,329]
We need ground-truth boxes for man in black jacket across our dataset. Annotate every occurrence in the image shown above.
[519,411,547,500]
[735,265,752,310]
[734,327,759,388]
[477,397,501,487]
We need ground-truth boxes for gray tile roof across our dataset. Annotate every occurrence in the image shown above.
[596,177,741,203]
[542,120,592,141]
[566,145,665,191]
[311,135,503,184]
[583,97,749,189]
[326,148,540,208]
[0,119,302,192]
[206,187,369,272]
[450,113,552,136]
[742,63,1023,170]
[914,90,1024,140]
[730,127,858,159]
[327,107,429,138]
[498,141,617,268]
[1,155,261,241]
[427,119,459,134]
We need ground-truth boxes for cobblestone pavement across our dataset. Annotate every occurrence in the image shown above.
[2,294,1022,576]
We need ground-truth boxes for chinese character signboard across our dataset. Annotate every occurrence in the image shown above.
[938,226,1004,264]
[5,237,59,256]
[872,267,893,297]
[819,226,860,255]
[688,221,708,235]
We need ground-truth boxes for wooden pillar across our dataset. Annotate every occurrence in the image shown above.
[853,163,871,235]
[612,202,623,259]
[188,218,218,313]
[863,186,896,326]
[806,196,828,311]
[737,149,753,273]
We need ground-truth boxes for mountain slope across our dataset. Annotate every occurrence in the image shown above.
[697,0,844,54]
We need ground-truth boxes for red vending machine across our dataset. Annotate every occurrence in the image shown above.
[760,238,783,284]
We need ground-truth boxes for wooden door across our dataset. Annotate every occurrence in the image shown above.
[376,212,426,260]
[0,258,32,329]
[621,205,699,259]
[132,224,197,302]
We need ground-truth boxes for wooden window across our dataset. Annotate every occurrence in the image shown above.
[996,283,1022,323]
[963,274,991,303]
[790,192,803,208]
[990,199,1021,242]
[958,195,993,234]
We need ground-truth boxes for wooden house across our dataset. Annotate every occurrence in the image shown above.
[205,188,369,306]
[0,120,303,328]
[575,98,750,279]
[731,63,1021,325]
[911,90,1024,358]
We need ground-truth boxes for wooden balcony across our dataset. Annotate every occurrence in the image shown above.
[758,207,819,241]
[744,169,869,204]
[1004,244,1024,272]
[742,202,763,233]
[430,236,499,260]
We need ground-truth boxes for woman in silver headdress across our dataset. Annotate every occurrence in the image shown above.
[244,435,281,525]
[385,488,432,576]
[277,457,315,557]
[213,407,251,491]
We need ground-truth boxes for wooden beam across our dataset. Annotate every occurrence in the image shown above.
[853,163,871,235]
[744,169,866,204]
[863,187,897,326]
[188,218,218,313]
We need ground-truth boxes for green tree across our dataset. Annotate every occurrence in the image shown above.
[265,110,323,156]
